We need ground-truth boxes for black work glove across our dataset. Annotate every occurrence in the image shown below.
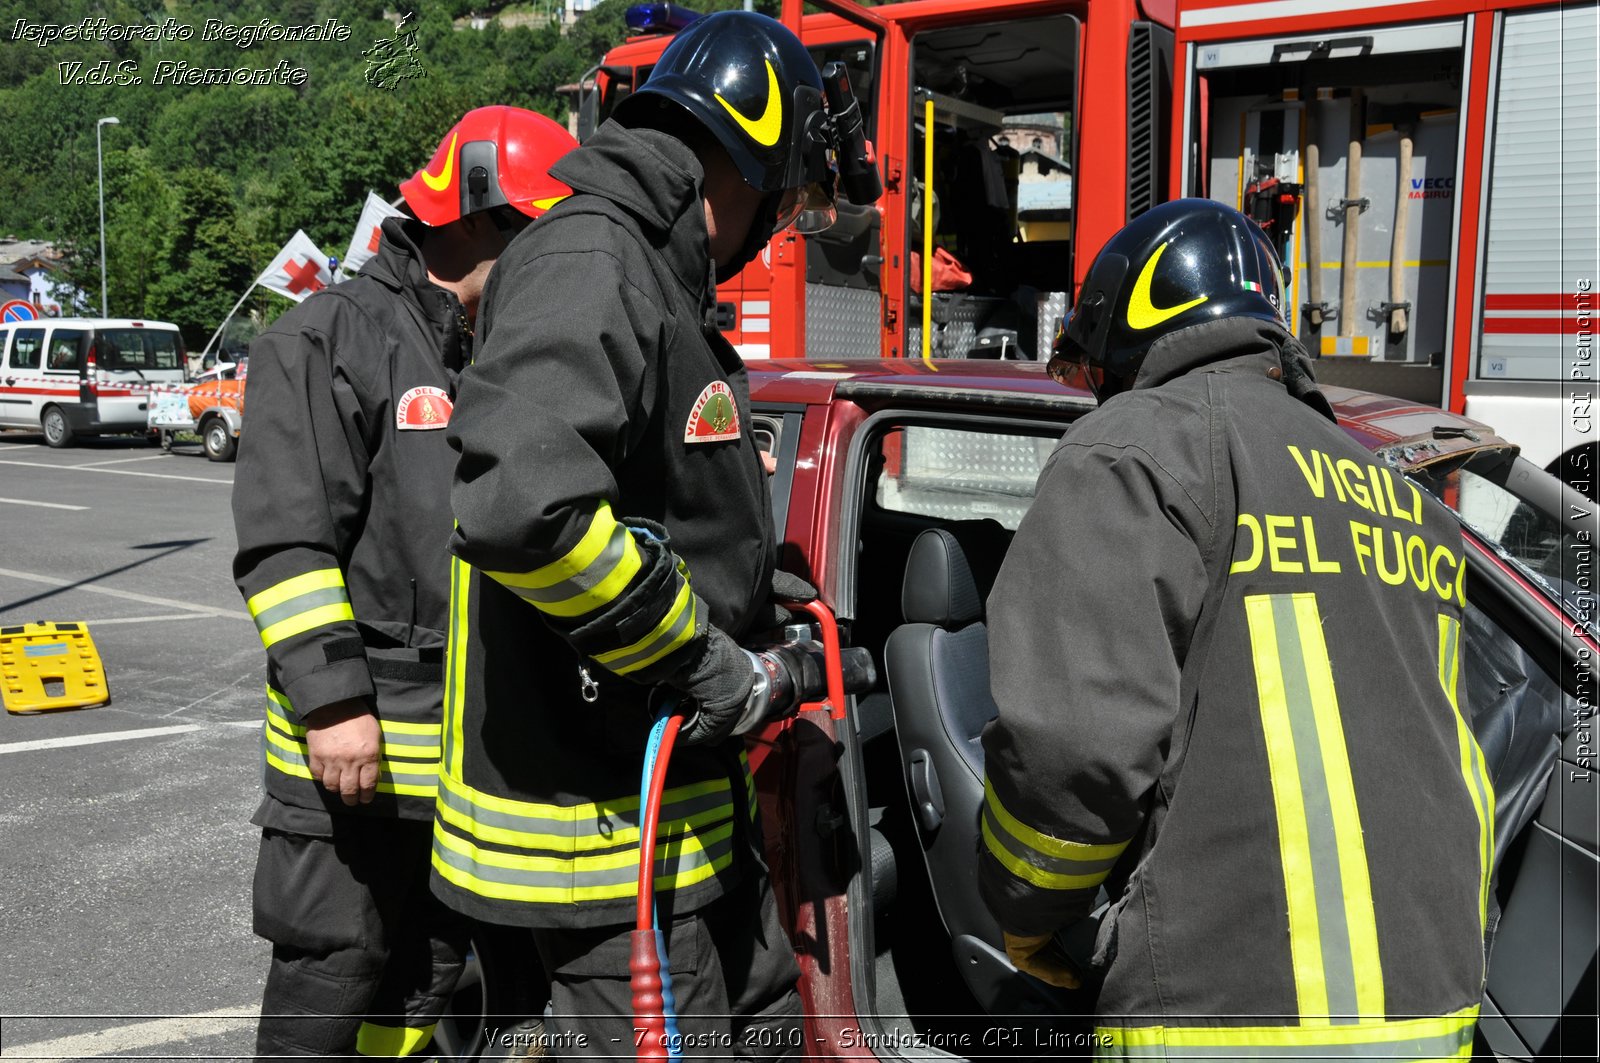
[674,625,758,746]
[757,569,819,629]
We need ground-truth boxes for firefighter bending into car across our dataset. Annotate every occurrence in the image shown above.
[433,12,840,1056]
[979,200,1493,1058]
[232,107,577,1059]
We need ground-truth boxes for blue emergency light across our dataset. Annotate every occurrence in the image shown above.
[624,3,703,35]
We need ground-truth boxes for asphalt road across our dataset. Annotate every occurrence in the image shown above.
[0,429,266,1061]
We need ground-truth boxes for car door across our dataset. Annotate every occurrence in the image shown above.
[0,325,48,428]
[92,326,167,428]
[1409,454,1600,1059]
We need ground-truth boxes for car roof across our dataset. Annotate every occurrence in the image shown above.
[0,318,181,329]
[747,358,1518,472]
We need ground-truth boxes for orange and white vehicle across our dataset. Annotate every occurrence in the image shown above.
[1173,0,1597,488]
[147,357,246,463]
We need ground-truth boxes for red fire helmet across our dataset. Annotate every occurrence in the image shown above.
[399,105,578,227]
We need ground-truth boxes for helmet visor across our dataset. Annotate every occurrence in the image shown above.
[1047,314,1108,399]
[773,180,838,236]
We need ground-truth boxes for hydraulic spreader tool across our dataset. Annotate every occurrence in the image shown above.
[630,600,874,1060]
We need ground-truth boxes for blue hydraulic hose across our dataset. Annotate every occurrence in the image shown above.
[639,705,684,1061]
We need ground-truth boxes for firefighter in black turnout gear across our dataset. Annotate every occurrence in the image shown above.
[979,200,1492,1058]
[436,12,861,1057]
[233,107,576,1059]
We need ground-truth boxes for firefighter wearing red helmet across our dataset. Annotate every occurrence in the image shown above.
[432,10,878,1056]
[232,106,576,1059]
[979,200,1490,1056]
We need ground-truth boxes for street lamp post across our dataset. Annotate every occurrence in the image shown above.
[96,116,119,318]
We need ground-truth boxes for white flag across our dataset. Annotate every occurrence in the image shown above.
[257,230,332,303]
[343,192,406,276]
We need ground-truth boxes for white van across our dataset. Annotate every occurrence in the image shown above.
[0,318,187,447]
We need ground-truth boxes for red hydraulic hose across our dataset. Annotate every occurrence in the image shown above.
[630,712,682,1062]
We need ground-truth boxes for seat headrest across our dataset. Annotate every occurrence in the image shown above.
[902,528,983,627]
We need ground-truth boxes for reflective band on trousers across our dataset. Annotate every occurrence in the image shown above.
[1094,1006,1479,1060]
[1437,614,1496,932]
[247,568,353,648]
[432,816,737,904]
[1244,592,1382,1023]
[979,776,1129,902]
[356,1021,435,1057]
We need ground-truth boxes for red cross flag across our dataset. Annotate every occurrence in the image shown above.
[342,192,406,276]
[258,230,333,303]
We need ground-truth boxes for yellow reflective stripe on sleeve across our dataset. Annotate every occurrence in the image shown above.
[484,502,650,619]
[498,501,620,589]
[258,602,354,649]
[979,777,1129,891]
[356,1021,435,1057]
[247,568,346,615]
[1094,1006,1478,1059]
[1245,592,1383,1024]
[488,520,644,619]
[248,569,354,648]
[594,575,697,675]
[1438,614,1496,933]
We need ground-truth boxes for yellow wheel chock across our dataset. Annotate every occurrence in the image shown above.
[0,622,111,714]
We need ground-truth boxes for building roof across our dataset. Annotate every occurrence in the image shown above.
[0,238,61,269]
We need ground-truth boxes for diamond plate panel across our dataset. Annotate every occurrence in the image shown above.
[1037,290,1069,358]
[805,284,881,358]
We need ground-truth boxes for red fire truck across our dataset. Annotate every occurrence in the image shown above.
[582,0,1595,488]
[584,0,1167,364]
[1174,0,1596,487]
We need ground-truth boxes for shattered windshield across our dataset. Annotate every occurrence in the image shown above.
[1409,452,1596,636]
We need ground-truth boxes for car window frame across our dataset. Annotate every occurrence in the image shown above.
[752,404,805,551]
[6,326,45,371]
[44,329,86,374]
[835,407,1075,622]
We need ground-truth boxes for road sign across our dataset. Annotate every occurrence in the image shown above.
[1,299,39,322]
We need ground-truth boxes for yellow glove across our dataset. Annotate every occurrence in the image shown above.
[1003,931,1081,989]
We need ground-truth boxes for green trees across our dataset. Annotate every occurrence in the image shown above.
[0,0,601,345]
[0,0,896,346]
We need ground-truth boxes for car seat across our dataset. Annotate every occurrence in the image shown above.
[884,524,1068,1014]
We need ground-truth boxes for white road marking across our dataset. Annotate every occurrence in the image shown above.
[0,497,88,511]
[0,458,230,485]
[0,720,262,755]
[0,567,249,620]
[78,612,218,625]
[2,1004,260,1058]
[73,455,170,467]
[0,724,204,755]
